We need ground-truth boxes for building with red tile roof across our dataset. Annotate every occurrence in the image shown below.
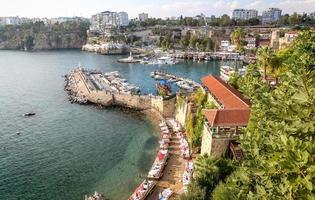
[201,75,250,109]
[203,109,250,127]
[200,75,250,159]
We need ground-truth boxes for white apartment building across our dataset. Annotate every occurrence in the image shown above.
[118,12,129,26]
[232,9,258,20]
[90,11,129,33]
[262,8,282,24]
[138,13,149,21]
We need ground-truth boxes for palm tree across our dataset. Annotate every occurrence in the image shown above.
[230,28,245,52]
[256,46,273,80]
[194,154,219,178]
[270,55,283,84]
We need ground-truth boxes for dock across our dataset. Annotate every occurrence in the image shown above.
[170,51,241,61]
[151,71,201,91]
[64,68,176,116]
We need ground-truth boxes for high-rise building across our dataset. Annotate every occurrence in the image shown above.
[262,8,282,24]
[232,9,258,20]
[90,11,129,33]
[138,13,149,21]
[118,12,129,26]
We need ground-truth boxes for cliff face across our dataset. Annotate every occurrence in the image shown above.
[32,32,86,49]
[0,21,89,50]
[0,31,87,50]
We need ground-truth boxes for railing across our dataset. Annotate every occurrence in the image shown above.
[205,123,241,139]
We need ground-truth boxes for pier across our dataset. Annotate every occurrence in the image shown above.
[151,71,201,91]
[170,51,241,61]
[64,68,176,117]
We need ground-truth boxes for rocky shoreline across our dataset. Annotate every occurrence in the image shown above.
[64,72,88,104]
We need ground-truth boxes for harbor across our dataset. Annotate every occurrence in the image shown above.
[1,50,225,200]
[151,71,201,92]
[64,66,196,200]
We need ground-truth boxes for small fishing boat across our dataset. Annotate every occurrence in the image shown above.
[85,191,106,200]
[156,80,172,96]
[129,180,156,200]
[158,188,173,200]
[23,112,36,117]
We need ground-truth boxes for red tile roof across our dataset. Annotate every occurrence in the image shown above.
[203,109,250,126]
[201,75,250,109]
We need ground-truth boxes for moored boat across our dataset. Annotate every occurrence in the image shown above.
[158,188,173,200]
[85,191,106,200]
[128,180,156,200]
[23,112,36,117]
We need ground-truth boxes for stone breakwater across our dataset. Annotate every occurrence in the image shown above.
[64,68,176,117]
[64,72,88,104]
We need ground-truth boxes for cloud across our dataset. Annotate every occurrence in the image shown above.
[269,0,315,14]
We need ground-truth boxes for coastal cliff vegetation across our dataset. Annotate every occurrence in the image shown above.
[0,20,90,50]
[182,31,315,199]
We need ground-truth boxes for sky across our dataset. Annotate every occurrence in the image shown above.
[1,0,314,18]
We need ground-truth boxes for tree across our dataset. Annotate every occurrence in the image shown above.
[180,33,190,49]
[256,46,273,79]
[230,28,245,53]
[189,35,198,49]
[181,155,235,200]
[212,31,315,200]
[289,12,302,25]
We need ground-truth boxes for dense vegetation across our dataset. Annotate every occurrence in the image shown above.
[181,155,236,200]
[184,89,217,151]
[184,31,315,199]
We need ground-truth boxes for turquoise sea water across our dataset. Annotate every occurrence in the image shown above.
[0,50,232,200]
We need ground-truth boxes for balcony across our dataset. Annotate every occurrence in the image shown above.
[205,122,243,139]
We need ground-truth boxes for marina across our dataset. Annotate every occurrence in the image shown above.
[0,50,222,200]
[151,71,201,92]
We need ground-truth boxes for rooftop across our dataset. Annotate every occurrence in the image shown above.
[203,109,250,127]
[201,75,250,109]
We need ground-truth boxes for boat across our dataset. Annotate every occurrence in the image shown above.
[117,52,140,63]
[147,149,169,179]
[176,81,194,91]
[220,65,236,81]
[128,180,156,200]
[23,112,36,117]
[158,56,179,65]
[156,80,172,96]
[154,75,164,80]
[159,188,173,200]
[85,191,106,200]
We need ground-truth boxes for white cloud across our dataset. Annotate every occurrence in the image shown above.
[269,0,315,14]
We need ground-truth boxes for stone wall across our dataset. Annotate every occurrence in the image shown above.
[201,124,213,155]
[88,91,113,105]
[113,93,152,110]
[151,96,164,113]
[74,70,176,117]
[162,97,176,118]
[201,123,231,157]
[210,138,230,157]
